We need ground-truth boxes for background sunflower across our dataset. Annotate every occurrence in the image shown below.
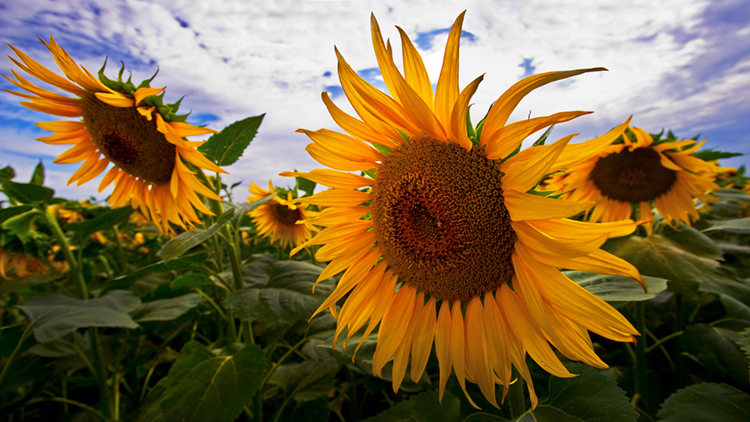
[3,37,227,234]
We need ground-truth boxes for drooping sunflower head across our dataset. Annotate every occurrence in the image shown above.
[3,37,227,234]
[0,248,49,281]
[246,180,315,250]
[285,12,645,409]
[547,126,726,234]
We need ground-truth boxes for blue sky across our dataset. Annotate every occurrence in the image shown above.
[1,0,748,200]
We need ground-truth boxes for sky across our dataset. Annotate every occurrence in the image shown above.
[1,0,748,201]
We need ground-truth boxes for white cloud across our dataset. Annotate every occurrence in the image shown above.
[1,0,748,200]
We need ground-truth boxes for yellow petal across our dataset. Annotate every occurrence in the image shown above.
[95,92,134,108]
[501,134,574,193]
[434,12,466,133]
[134,86,165,105]
[504,190,590,221]
[554,117,632,169]
[280,169,372,190]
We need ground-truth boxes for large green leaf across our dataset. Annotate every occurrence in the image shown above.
[267,360,341,403]
[130,293,204,322]
[139,341,267,422]
[506,363,637,422]
[605,225,723,296]
[157,208,234,262]
[223,260,335,324]
[17,291,141,343]
[704,217,750,233]
[0,180,54,204]
[0,165,15,181]
[721,294,750,321]
[566,271,668,302]
[197,114,264,166]
[656,383,750,422]
[714,188,750,203]
[362,390,462,422]
[0,272,62,295]
[27,332,89,358]
[680,324,750,389]
[63,206,133,237]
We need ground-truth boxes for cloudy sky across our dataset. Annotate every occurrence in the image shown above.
[1,0,748,201]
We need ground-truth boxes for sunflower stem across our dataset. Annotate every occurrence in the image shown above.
[89,328,115,420]
[0,325,32,389]
[41,208,87,299]
[508,368,526,419]
[634,301,648,414]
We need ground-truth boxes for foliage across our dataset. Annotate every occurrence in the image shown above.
[1,138,748,422]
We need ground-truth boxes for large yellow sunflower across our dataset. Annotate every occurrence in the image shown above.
[3,37,226,234]
[246,181,315,249]
[285,13,645,409]
[547,126,724,234]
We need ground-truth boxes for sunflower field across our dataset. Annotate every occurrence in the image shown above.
[2,12,750,422]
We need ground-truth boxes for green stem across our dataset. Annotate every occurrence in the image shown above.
[42,209,87,299]
[508,368,526,419]
[89,328,114,419]
[645,329,684,353]
[634,301,648,413]
[260,336,309,388]
[0,326,32,388]
[46,397,108,421]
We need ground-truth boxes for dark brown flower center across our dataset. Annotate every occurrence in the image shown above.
[270,202,302,226]
[371,137,516,302]
[590,147,677,203]
[81,95,176,184]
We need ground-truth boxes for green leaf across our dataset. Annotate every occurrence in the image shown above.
[112,252,210,286]
[157,208,234,262]
[461,414,507,422]
[17,291,141,343]
[691,149,743,161]
[141,342,267,422]
[532,125,554,147]
[29,161,44,186]
[130,293,204,322]
[223,260,335,324]
[197,114,264,166]
[27,332,89,358]
[704,217,750,233]
[0,180,54,204]
[372,142,393,156]
[738,327,750,380]
[64,206,133,237]
[170,273,213,290]
[0,355,45,394]
[657,383,750,422]
[0,271,61,296]
[604,225,723,297]
[362,390,462,422]
[0,205,34,224]
[516,362,637,422]
[700,274,750,309]
[680,324,750,389]
[267,360,341,402]
[721,294,750,321]
[1,209,43,243]
[297,175,317,198]
[566,271,668,302]
[714,188,750,203]
[0,165,15,181]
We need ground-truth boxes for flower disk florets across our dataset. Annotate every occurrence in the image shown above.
[371,137,516,302]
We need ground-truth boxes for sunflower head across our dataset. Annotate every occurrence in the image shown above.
[0,248,49,281]
[246,180,315,249]
[3,37,228,235]
[547,126,727,234]
[284,12,645,410]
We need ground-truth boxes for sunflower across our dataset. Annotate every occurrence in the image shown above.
[285,12,645,409]
[246,180,315,249]
[3,37,226,234]
[0,248,49,281]
[547,126,725,234]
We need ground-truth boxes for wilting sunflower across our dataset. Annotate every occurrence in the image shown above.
[285,13,645,409]
[0,248,49,281]
[547,126,725,234]
[246,181,315,249]
[3,37,226,234]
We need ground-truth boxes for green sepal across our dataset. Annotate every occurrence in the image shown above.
[532,125,554,147]
[692,149,743,161]
[397,129,411,143]
[473,103,493,143]
[465,105,479,146]
[362,169,377,179]
[136,68,160,90]
[372,142,392,156]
